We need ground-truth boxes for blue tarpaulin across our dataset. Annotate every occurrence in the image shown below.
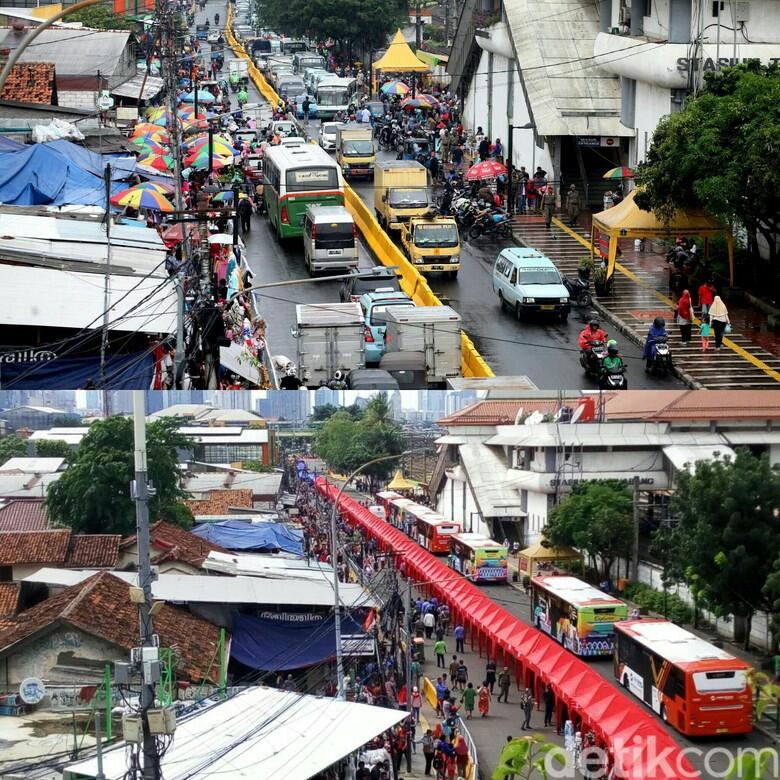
[0,350,155,389]
[0,144,126,206]
[43,140,138,181]
[231,613,369,671]
[192,520,303,554]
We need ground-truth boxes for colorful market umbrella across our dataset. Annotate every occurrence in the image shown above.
[211,190,234,202]
[136,153,174,171]
[110,187,174,212]
[186,153,230,170]
[183,134,235,150]
[401,94,439,110]
[181,90,217,104]
[186,140,240,157]
[129,137,169,155]
[602,166,635,180]
[380,80,410,96]
[125,181,176,195]
[132,123,170,139]
[465,159,508,181]
[177,106,207,120]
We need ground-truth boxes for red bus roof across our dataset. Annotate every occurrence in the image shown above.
[532,575,626,608]
[615,619,752,670]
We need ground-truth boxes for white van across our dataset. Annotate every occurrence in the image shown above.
[492,247,570,321]
[302,205,359,274]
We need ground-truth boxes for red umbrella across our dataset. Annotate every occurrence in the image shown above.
[465,159,508,181]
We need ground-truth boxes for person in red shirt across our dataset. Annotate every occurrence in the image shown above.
[698,279,716,317]
[578,320,608,351]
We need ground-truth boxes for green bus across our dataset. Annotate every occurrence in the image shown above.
[263,144,344,240]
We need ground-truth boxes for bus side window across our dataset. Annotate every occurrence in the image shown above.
[510,268,518,285]
[663,666,685,700]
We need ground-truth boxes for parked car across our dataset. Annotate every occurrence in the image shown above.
[339,267,402,303]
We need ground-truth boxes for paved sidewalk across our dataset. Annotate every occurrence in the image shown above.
[511,215,780,388]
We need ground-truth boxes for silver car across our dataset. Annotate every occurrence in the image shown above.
[318,121,342,152]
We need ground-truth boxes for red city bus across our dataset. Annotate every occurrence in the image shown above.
[412,509,461,553]
[614,619,753,736]
[388,497,416,531]
[374,491,403,521]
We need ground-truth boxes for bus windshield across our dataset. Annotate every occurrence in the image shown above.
[414,224,458,248]
[343,140,374,156]
[286,167,339,192]
[318,88,349,106]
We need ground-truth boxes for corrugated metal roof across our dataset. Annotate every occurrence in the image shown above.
[0,264,176,334]
[111,73,164,100]
[0,28,130,77]
[458,443,526,517]
[0,473,62,497]
[0,458,65,474]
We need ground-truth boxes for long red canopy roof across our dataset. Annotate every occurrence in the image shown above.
[315,477,698,780]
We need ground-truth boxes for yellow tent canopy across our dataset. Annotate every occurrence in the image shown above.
[590,190,734,285]
[386,469,418,491]
[373,30,430,73]
[518,539,582,575]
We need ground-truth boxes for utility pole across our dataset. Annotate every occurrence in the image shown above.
[100,163,112,388]
[132,392,159,780]
[95,711,106,780]
[631,476,640,582]
[415,0,422,51]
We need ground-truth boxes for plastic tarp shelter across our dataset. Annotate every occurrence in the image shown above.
[591,190,735,285]
[192,519,303,554]
[231,613,370,671]
[373,30,430,73]
[315,476,699,780]
[517,539,582,575]
[62,686,407,780]
[0,144,125,206]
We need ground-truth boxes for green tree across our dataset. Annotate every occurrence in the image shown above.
[241,460,275,473]
[362,392,394,426]
[663,450,780,649]
[0,434,27,465]
[493,735,567,780]
[67,6,137,31]
[45,416,192,535]
[635,63,780,265]
[543,481,633,581]
[724,747,778,780]
[35,439,72,461]
[764,553,780,645]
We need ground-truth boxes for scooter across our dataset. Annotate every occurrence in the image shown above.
[646,335,673,376]
[562,272,592,307]
[468,208,511,240]
[579,340,608,379]
[599,365,628,390]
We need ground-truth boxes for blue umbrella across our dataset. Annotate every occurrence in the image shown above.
[181,89,216,104]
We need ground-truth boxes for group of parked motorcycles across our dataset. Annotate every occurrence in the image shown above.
[436,180,512,240]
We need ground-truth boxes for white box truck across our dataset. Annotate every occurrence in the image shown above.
[293,303,365,388]
[382,305,462,386]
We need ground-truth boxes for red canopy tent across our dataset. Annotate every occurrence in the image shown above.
[315,477,698,779]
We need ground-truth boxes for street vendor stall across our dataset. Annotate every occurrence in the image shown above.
[371,29,429,97]
[517,539,582,576]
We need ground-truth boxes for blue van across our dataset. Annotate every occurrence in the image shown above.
[492,247,570,321]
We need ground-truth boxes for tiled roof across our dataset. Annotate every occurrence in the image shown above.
[438,399,576,427]
[0,499,49,532]
[0,572,220,681]
[122,521,228,568]
[184,489,254,516]
[64,535,121,568]
[0,583,20,618]
[0,530,70,566]
[0,62,56,105]
[605,390,780,421]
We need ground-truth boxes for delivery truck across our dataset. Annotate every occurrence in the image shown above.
[382,305,462,387]
[399,213,461,278]
[336,125,375,180]
[374,161,430,230]
[293,303,365,388]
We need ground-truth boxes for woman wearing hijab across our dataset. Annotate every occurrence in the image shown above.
[709,296,731,349]
[676,289,693,344]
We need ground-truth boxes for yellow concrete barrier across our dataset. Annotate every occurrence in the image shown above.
[225,9,493,377]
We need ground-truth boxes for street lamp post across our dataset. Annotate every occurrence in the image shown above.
[506,122,535,215]
[328,449,425,699]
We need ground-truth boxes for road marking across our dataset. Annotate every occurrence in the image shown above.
[550,218,780,383]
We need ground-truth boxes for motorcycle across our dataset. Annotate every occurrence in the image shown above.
[562,271,592,307]
[646,335,673,376]
[579,339,608,378]
[468,207,511,240]
[599,364,628,390]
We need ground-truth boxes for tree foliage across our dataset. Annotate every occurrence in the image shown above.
[313,394,403,482]
[635,63,780,263]
[67,6,137,31]
[260,0,407,52]
[35,438,72,461]
[311,403,363,422]
[663,449,780,648]
[492,735,567,780]
[543,481,633,581]
[46,416,193,535]
[764,554,780,644]
[0,434,27,465]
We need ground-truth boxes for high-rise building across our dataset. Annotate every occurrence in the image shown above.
[313,387,340,409]
[267,392,310,423]
[211,391,253,410]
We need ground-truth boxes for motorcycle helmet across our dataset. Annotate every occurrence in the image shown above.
[653,316,666,329]
[334,370,344,381]
[589,319,600,330]
[607,340,619,356]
